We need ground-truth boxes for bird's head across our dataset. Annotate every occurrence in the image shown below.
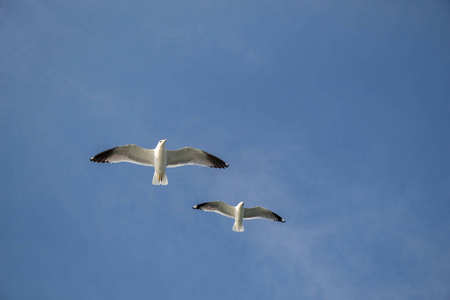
[156,139,167,149]
[237,201,244,208]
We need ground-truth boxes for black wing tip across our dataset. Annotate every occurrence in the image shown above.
[210,163,229,169]
[90,148,115,163]
[193,202,209,210]
[90,156,101,163]
[90,155,111,163]
[273,212,286,223]
[205,153,229,169]
[91,159,110,163]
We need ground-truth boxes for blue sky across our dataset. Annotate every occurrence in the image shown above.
[1,1,449,299]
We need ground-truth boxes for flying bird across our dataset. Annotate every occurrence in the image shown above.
[90,139,228,185]
[192,201,285,232]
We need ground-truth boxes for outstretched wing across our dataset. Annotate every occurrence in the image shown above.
[244,207,285,222]
[166,147,228,169]
[192,201,235,219]
[90,144,154,166]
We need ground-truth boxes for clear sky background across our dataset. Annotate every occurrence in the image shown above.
[1,1,449,299]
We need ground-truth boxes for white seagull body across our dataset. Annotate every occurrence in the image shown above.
[193,201,285,232]
[90,139,228,185]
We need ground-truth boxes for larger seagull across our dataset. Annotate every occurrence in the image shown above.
[90,139,228,185]
[193,201,285,232]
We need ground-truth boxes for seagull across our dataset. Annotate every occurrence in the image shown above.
[90,139,228,185]
[192,201,285,232]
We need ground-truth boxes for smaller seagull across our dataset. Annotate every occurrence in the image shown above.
[192,201,285,232]
[90,139,228,185]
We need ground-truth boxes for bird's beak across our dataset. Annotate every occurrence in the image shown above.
[163,139,167,143]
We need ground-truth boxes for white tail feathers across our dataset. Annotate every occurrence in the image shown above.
[232,222,244,232]
[152,172,168,185]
